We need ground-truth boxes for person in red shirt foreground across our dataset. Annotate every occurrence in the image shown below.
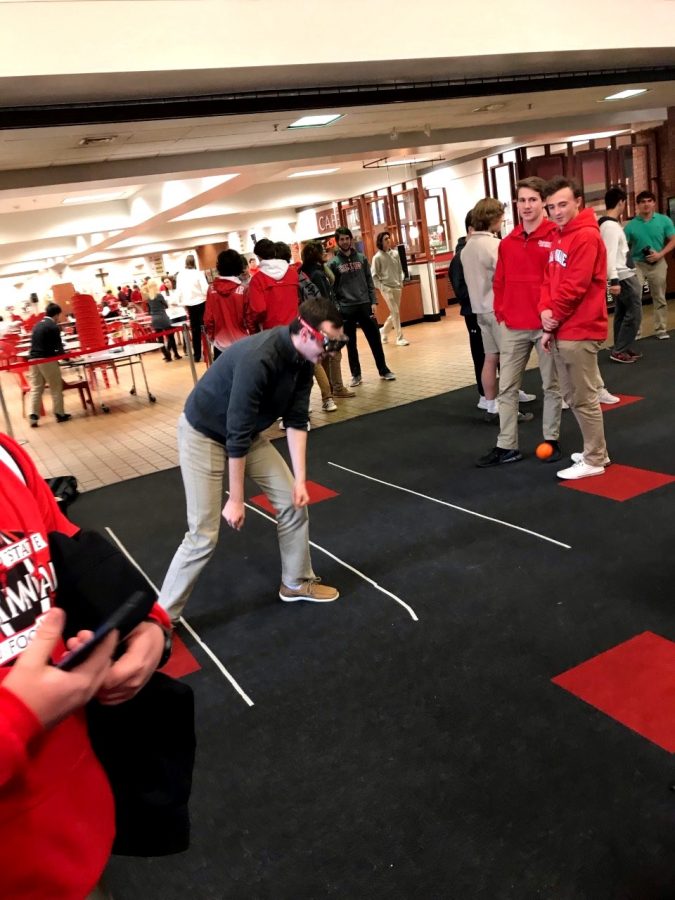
[0,433,171,898]
[538,176,610,480]
[477,177,561,467]
[204,249,250,359]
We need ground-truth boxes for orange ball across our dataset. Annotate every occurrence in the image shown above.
[535,442,554,460]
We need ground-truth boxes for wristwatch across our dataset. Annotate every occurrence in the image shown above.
[157,626,173,668]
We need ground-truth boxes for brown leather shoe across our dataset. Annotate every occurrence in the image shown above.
[332,386,356,398]
[279,580,339,602]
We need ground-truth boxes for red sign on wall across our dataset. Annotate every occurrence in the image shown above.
[316,206,339,235]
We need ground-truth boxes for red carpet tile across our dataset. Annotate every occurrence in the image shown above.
[552,631,675,752]
[250,480,339,515]
[560,464,675,501]
[600,394,643,410]
[160,633,201,679]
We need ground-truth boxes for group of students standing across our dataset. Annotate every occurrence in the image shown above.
[450,176,674,481]
[200,227,407,412]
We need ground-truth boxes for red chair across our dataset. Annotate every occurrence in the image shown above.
[61,370,96,414]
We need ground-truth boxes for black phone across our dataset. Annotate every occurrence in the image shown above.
[56,591,148,671]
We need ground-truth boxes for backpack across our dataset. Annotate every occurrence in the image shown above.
[45,475,79,512]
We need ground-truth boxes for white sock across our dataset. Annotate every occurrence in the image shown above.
[487,399,498,414]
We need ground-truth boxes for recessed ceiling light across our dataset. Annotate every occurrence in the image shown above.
[78,135,118,147]
[601,88,648,101]
[288,168,340,178]
[62,192,129,205]
[288,114,342,128]
[472,103,506,113]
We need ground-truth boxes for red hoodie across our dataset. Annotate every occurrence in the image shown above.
[204,277,249,350]
[245,260,300,332]
[0,434,170,898]
[493,218,557,329]
[538,207,608,341]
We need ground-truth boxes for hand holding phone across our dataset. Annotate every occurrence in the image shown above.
[56,591,148,671]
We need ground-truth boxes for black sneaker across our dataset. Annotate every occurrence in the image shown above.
[483,412,499,424]
[540,440,562,462]
[29,414,38,428]
[56,413,72,423]
[476,447,523,468]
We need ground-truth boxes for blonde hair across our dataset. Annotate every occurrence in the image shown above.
[146,279,161,299]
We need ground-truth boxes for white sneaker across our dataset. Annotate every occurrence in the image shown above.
[379,328,388,343]
[477,396,489,410]
[322,398,337,412]
[395,337,410,346]
[657,333,670,340]
[557,460,605,480]
[562,400,569,410]
[518,390,536,403]
[598,389,620,405]
[571,452,611,467]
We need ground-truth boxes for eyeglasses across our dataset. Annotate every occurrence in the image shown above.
[298,317,348,352]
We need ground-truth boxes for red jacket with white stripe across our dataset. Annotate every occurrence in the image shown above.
[538,208,608,341]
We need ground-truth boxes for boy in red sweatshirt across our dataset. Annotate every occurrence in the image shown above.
[245,238,300,332]
[477,177,560,467]
[538,177,609,480]
[0,433,171,898]
[204,249,249,358]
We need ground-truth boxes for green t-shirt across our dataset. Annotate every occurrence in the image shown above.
[624,212,675,262]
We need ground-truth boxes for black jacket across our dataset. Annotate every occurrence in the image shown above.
[448,237,472,317]
[184,326,313,457]
[29,316,64,359]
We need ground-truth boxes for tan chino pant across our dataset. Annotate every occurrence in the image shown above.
[635,259,668,336]
[29,359,65,417]
[497,326,562,450]
[552,340,608,467]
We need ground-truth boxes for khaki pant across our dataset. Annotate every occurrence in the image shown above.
[322,350,346,390]
[159,414,315,621]
[635,259,668,336]
[313,362,332,401]
[497,326,561,450]
[553,340,608,467]
[29,359,64,417]
[380,287,403,340]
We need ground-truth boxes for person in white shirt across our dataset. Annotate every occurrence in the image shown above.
[372,231,408,346]
[598,187,643,364]
[174,254,208,362]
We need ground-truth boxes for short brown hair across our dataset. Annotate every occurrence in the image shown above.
[471,198,504,231]
[544,176,582,200]
[516,177,546,199]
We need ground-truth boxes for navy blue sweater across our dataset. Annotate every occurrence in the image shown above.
[184,327,312,458]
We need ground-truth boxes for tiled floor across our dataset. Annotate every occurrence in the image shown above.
[2,302,669,492]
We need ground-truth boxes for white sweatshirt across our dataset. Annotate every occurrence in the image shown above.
[461,231,500,315]
[371,249,403,290]
[599,218,634,283]
[175,268,208,307]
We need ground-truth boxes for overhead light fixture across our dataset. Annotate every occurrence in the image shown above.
[472,103,505,113]
[601,88,648,101]
[288,168,340,178]
[288,114,343,128]
[567,129,628,143]
[78,135,118,147]
[62,192,129,205]
[363,156,444,169]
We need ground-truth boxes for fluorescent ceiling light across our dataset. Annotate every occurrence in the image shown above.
[567,129,628,142]
[288,168,339,178]
[62,192,129,205]
[288,114,342,128]
[602,88,648,101]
